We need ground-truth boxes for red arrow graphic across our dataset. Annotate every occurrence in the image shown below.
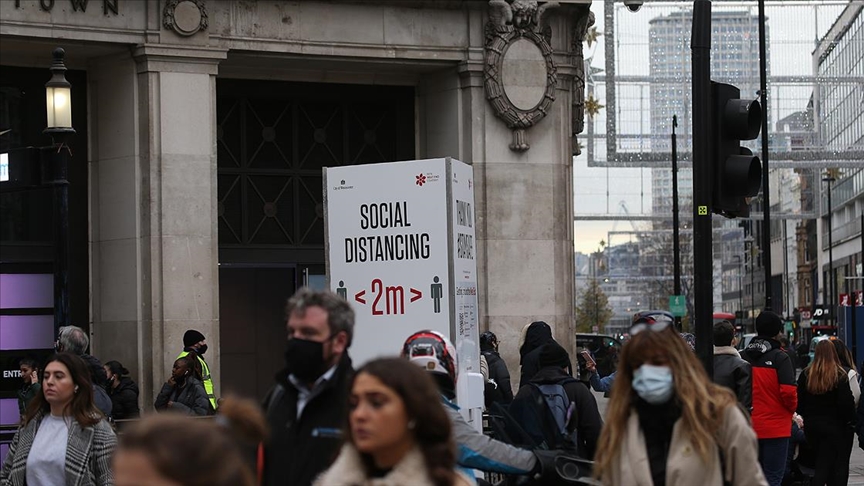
[355,290,366,304]
[410,288,422,302]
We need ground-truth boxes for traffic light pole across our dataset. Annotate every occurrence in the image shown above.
[691,0,713,375]
[758,0,772,311]
[672,115,682,331]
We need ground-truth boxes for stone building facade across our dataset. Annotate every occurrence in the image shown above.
[0,0,593,409]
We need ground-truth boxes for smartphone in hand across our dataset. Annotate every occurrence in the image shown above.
[580,350,596,367]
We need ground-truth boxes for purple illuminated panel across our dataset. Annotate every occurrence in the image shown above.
[0,316,55,351]
[0,398,18,425]
[0,274,53,309]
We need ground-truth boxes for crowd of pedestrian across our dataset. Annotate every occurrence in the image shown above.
[2,288,862,486]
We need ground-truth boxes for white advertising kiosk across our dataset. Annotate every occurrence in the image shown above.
[323,157,483,428]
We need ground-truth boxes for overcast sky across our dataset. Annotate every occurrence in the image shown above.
[572,0,849,255]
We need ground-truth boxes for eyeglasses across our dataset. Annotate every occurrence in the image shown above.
[629,317,673,336]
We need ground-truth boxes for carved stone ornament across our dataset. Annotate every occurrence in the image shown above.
[163,0,209,37]
[485,0,560,152]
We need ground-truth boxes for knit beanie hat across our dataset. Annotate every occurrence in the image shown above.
[539,342,570,369]
[183,329,206,347]
[755,311,782,337]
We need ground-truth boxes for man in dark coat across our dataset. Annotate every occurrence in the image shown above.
[481,331,513,406]
[263,288,355,486]
[519,321,571,387]
[56,325,113,417]
[514,342,603,459]
[712,320,752,410]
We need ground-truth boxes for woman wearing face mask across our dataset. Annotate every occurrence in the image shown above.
[154,356,213,416]
[104,360,140,421]
[593,318,767,486]
[1,353,117,485]
[314,357,472,486]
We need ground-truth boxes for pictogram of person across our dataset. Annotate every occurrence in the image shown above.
[431,276,443,313]
[336,280,347,300]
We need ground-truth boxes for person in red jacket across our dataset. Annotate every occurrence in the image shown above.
[741,310,798,486]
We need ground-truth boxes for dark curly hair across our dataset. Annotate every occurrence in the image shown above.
[346,358,457,486]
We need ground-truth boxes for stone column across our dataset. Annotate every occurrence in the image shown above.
[89,45,226,408]
[468,3,592,385]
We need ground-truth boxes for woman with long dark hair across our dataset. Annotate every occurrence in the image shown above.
[314,358,472,486]
[797,340,856,486]
[104,360,140,420]
[593,320,766,485]
[0,353,117,485]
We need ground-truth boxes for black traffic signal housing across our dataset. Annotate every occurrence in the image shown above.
[711,81,762,218]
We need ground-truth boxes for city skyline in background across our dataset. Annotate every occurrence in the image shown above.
[573,0,853,255]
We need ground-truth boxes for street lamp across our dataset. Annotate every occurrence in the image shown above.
[823,172,835,326]
[745,235,756,330]
[44,47,74,330]
[733,255,744,323]
[44,48,75,138]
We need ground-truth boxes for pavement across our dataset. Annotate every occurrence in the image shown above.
[590,389,864,484]
[851,446,864,485]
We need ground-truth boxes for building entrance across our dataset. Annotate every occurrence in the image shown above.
[216,79,415,398]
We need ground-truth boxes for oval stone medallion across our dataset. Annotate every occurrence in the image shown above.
[501,38,548,111]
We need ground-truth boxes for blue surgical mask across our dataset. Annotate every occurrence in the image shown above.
[632,364,674,404]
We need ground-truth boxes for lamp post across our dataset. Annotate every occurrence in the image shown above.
[745,235,756,330]
[44,47,75,331]
[733,255,744,323]
[823,173,835,327]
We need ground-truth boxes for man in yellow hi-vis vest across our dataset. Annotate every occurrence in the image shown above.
[178,329,217,411]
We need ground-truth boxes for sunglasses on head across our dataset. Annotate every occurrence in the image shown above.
[629,316,674,336]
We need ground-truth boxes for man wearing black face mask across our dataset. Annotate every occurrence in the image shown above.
[177,330,216,411]
[262,288,355,486]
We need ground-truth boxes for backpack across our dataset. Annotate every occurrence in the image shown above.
[509,378,579,451]
[93,384,113,418]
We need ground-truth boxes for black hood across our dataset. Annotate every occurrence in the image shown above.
[521,321,553,360]
[742,337,779,358]
[528,366,571,385]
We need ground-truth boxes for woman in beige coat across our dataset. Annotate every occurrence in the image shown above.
[314,358,472,486]
[593,318,767,486]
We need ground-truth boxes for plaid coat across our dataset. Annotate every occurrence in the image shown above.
[0,412,116,486]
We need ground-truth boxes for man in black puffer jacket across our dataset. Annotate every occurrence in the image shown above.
[481,331,513,406]
[712,320,752,410]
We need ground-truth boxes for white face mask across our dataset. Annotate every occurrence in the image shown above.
[632,364,675,404]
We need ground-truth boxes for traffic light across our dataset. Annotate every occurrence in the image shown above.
[711,81,762,218]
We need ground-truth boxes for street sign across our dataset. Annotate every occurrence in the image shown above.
[669,295,686,317]
[324,158,482,425]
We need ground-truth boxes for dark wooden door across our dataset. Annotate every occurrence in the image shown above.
[219,266,295,400]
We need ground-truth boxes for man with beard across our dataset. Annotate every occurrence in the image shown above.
[262,288,354,486]
[178,329,217,411]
